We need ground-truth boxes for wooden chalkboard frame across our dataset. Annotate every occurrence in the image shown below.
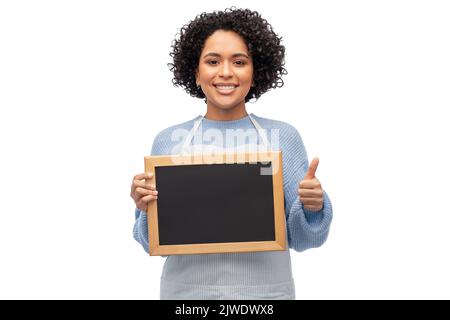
[144,151,286,256]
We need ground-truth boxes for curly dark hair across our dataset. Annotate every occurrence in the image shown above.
[168,7,288,103]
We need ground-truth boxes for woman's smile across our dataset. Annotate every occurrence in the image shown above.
[214,83,239,95]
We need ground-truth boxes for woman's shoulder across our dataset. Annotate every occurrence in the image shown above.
[150,116,200,155]
[153,115,200,142]
[251,113,301,137]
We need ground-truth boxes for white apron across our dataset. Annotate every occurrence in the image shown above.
[160,113,295,300]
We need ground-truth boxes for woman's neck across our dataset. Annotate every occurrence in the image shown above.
[204,101,248,121]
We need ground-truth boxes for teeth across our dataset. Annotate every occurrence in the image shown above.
[216,85,236,89]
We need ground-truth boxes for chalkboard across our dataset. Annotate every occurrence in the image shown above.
[144,152,286,255]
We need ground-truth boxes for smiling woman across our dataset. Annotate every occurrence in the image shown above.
[168,7,287,108]
[130,7,333,300]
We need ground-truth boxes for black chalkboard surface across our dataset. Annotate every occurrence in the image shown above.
[157,162,275,245]
[145,152,286,255]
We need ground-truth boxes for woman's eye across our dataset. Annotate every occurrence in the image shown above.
[206,60,246,66]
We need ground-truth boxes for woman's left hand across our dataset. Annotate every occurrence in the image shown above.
[298,157,324,212]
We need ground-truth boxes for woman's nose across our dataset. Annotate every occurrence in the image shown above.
[218,61,233,77]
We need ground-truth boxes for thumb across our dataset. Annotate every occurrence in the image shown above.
[305,157,319,179]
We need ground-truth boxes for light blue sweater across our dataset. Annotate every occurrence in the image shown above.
[133,114,333,299]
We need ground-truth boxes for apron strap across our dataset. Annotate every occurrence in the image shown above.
[248,114,270,149]
[181,116,204,151]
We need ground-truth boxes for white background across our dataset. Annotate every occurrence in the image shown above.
[1,0,449,299]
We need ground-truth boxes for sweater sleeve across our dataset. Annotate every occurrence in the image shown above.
[133,208,149,253]
[132,132,166,254]
[281,125,333,252]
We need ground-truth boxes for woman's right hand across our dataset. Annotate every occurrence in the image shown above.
[130,172,158,212]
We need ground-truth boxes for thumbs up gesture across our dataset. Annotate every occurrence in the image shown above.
[298,157,324,212]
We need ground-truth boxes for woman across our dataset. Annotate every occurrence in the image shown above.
[130,7,333,299]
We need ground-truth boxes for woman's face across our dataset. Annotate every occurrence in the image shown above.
[196,29,254,114]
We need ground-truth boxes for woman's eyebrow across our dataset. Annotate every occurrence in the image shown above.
[202,52,249,59]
